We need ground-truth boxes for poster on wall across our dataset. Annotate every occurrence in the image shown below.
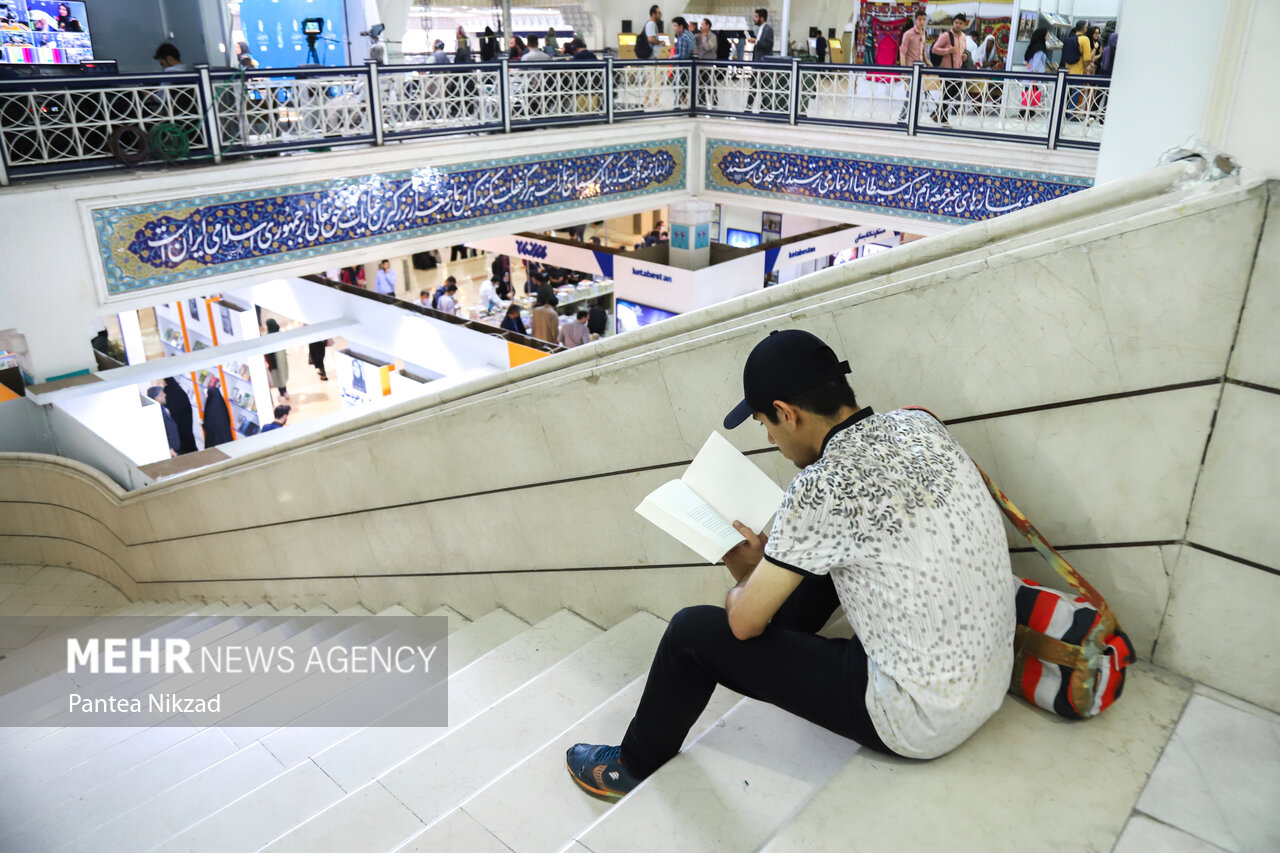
[239,0,349,69]
[336,348,391,408]
[761,212,782,241]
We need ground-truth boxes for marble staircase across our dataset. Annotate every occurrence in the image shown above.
[1,567,1278,852]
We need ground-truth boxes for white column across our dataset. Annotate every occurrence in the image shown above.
[117,310,147,366]
[668,201,715,271]
[780,0,791,57]
[1096,0,1275,183]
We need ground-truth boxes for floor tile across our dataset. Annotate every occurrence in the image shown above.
[1113,815,1228,853]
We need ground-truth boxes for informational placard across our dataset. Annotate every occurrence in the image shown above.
[336,348,392,408]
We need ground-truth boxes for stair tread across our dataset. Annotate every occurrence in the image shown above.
[259,607,527,768]
[396,808,515,853]
[571,698,860,853]
[439,679,741,853]
[153,760,345,853]
[373,612,667,830]
[261,782,426,853]
[60,742,287,853]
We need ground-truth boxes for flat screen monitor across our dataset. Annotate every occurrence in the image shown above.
[616,299,677,335]
[725,228,761,249]
[0,0,94,65]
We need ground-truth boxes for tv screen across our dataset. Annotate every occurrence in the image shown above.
[725,228,761,249]
[616,299,677,334]
[0,0,93,65]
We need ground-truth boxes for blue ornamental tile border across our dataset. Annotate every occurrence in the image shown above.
[94,139,687,295]
[704,138,1092,225]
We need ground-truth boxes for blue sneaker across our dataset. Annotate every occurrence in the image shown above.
[565,743,640,801]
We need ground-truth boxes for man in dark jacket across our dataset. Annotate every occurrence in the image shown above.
[162,376,197,453]
[587,301,608,338]
[147,386,181,457]
[745,8,775,112]
[499,304,528,336]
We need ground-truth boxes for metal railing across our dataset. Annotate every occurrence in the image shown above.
[0,59,1110,184]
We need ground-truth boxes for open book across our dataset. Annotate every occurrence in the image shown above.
[636,432,785,563]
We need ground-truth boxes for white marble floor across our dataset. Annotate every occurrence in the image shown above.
[1118,686,1280,853]
[0,565,129,655]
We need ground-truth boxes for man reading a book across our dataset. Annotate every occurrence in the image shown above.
[566,329,1015,800]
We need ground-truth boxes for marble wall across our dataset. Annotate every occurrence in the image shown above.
[0,175,1276,710]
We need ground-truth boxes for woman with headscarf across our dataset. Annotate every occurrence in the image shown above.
[480,26,498,61]
[1019,27,1050,119]
[974,33,998,68]
[235,41,258,69]
[263,318,290,402]
[545,27,559,54]
[162,376,197,454]
[202,377,233,447]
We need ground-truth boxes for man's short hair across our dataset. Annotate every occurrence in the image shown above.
[527,35,539,48]
[672,16,687,29]
[761,377,859,425]
[1074,20,1087,32]
[649,5,660,18]
[380,258,389,265]
[445,282,457,292]
[153,42,181,62]
[755,8,767,21]
[506,303,522,314]
[570,36,587,50]
[915,10,927,18]
[146,386,163,400]
[445,275,456,284]
[954,13,968,23]
[274,404,290,420]
[576,309,589,319]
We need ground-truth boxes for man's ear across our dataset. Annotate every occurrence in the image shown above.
[772,400,800,429]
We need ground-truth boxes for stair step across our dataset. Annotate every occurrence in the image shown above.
[365,612,666,839]
[0,613,282,826]
[310,609,601,791]
[262,782,427,853]
[152,760,346,853]
[395,808,516,853]
[0,607,342,792]
[58,743,289,853]
[4,728,242,853]
[436,680,741,853]
[569,699,861,853]
[257,610,603,852]
[257,605,499,768]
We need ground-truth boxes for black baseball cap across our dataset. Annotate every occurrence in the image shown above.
[723,330,851,429]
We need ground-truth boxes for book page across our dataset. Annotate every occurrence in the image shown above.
[636,479,746,563]
[681,432,785,535]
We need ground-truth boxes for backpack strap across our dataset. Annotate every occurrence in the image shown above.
[901,405,1114,618]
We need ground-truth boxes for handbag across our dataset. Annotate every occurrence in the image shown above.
[980,470,1135,719]
[1020,86,1042,107]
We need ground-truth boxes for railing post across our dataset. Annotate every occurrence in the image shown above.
[196,64,223,164]
[1046,69,1068,150]
[0,147,9,186]
[907,62,923,135]
[788,57,800,125]
[688,59,697,116]
[605,56,615,123]
[366,61,384,145]
[501,57,513,134]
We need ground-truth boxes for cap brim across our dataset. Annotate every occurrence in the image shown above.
[723,399,754,430]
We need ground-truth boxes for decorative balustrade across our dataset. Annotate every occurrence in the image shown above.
[0,58,1110,184]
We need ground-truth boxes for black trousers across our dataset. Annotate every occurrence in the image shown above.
[620,571,891,779]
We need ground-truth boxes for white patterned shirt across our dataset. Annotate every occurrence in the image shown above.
[764,408,1015,759]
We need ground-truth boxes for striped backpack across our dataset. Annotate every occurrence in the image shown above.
[981,471,1135,718]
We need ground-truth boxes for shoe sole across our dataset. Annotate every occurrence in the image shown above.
[565,758,625,802]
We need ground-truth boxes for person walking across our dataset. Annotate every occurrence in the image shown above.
[481,26,499,61]
[670,17,695,107]
[897,12,927,121]
[930,12,969,125]
[557,310,592,348]
[146,386,181,458]
[308,338,329,381]
[455,27,473,63]
[1019,27,1051,121]
[1098,32,1118,78]
[546,27,560,54]
[374,259,397,296]
[695,19,719,108]
[587,300,608,339]
[745,8,774,113]
[162,376,197,454]
[564,329,1015,799]
[263,318,290,402]
[202,377,233,448]
[531,294,560,343]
